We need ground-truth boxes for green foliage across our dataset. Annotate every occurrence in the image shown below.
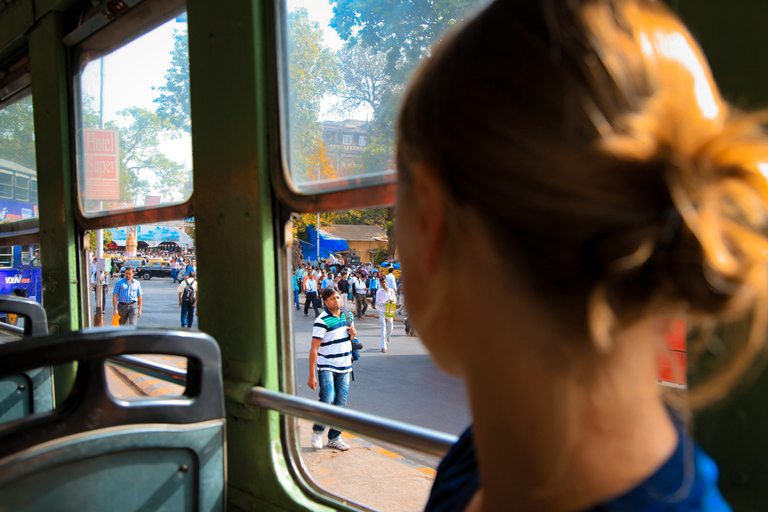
[154,29,191,133]
[330,0,487,175]
[373,247,387,266]
[87,229,115,251]
[330,0,487,82]
[288,8,340,181]
[333,44,391,116]
[105,107,187,204]
[0,96,36,169]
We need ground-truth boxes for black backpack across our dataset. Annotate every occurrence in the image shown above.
[181,278,196,303]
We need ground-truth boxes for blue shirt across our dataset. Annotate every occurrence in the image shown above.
[425,421,731,512]
[113,278,143,303]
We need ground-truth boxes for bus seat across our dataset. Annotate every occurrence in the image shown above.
[0,295,51,427]
[0,329,225,512]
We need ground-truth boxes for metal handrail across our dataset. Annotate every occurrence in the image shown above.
[248,386,457,457]
[106,355,187,386]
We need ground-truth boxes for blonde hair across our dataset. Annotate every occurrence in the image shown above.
[397,0,768,406]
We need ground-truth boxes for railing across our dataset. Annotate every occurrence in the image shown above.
[108,355,458,457]
[247,386,456,457]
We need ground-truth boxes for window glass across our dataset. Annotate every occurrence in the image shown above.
[15,175,29,202]
[0,94,39,219]
[0,247,12,268]
[85,218,195,327]
[0,172,13,199]
[291,206,471,510]
[0,245,42,302]
[283,1,489,194]
[77,16,192,217]
[30,178,38,205]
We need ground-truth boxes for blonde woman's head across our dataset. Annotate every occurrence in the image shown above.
[397,0,768,405]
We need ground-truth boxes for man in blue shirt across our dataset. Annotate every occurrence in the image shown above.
[112,266,143,325]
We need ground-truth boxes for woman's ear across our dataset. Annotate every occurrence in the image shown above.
[408,162,446,277]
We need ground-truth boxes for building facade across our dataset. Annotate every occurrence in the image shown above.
[322,120,368,177]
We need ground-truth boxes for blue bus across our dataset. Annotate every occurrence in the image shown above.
[0,159,38,221]
[0,160,41,323]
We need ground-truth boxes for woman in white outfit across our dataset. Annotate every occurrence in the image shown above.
[376,276,397,352]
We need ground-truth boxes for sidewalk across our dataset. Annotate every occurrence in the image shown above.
[108,355,436,512]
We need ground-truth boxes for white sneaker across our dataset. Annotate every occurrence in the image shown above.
[311,432,323,449]
[327,437,350,451]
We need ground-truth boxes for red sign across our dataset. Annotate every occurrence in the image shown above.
[145,195,161,206]
[84,129,120,200]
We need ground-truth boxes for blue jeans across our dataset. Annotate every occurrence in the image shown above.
[181,301,195,328]
[313,370,350,440]
[294,288,300,309]
[171,269,178,282]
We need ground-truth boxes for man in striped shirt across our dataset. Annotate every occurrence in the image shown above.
[112,266,143,326]
[308,286,356,451]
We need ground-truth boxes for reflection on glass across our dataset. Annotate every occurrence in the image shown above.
[0,94,38,219]
[0,245,43,303]
[78,15,193,216]
[284,0,489,193]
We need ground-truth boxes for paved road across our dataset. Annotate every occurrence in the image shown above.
[99,275,194,329]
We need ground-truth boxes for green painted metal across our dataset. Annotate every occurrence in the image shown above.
[0,369,54,426]
[0,423,225,511]
[185,0,331,509]
[28,12,79,401]
[669,4,768,512]
[0,0,34,61]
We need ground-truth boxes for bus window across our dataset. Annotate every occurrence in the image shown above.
[30,245,40,267]
[0,93,39,220]
[76,15,193,217]
[0,172,12,199]
[0,245,42,304]
[282,0,489,197]
[29,178,37,205]
[0,248,11,268]
[15,174,29,202]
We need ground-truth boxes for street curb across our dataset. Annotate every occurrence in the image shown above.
[107,363,182,397]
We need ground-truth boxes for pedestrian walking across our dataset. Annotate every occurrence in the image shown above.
[352,271,368,319]
[376,276,396,352]
[304,271,319,316]
[292,267,301,310]
[337,270,350,310]
[368,270,380,310]
[177,270,198,328]
[171,258,179,283]
[112,266,143,326]
[308,287,355,451]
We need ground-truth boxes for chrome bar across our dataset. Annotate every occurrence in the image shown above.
[106,355,187,386]
[248,386,458,457]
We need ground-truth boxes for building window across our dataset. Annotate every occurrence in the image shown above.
[343,135,352,145]
[359,136,366,146]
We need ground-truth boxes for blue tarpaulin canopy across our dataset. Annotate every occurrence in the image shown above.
[301,227,350,262]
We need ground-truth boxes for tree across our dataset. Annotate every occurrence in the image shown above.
[330,0,485,82]
[154,28,191,133]
[288,8,340,182]
[0,95,36,169]
[105,107,187,204]
[330,0,485,176]
[332,45,392,116]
